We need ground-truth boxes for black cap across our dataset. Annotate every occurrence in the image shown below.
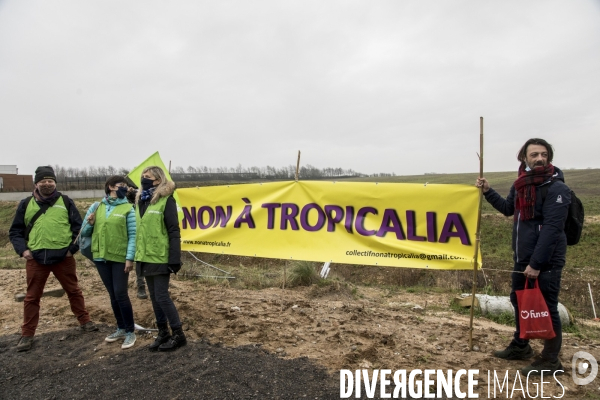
[34,166,57,184]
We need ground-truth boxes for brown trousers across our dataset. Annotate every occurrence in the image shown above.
[22,256,91,336]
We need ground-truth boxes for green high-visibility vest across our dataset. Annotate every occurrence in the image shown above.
[91,202,134,262]
[135,196,169,263]
[24,196,72,250]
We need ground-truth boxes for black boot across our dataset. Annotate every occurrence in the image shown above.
[158,327,187,352]
[148,323,171,352]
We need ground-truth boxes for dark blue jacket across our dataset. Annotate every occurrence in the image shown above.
[483,167,570,270]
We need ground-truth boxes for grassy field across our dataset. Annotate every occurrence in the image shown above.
[1,168,599,332]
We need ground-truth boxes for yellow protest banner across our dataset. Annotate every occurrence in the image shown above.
[178,181,481,270]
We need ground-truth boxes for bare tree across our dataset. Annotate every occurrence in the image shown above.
[43,163,364,185]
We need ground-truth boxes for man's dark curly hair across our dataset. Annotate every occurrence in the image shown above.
[517,138,554,164]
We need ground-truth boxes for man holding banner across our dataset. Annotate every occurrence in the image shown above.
[477,138,570,375]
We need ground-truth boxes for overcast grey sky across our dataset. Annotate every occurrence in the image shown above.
[1,1,599,176]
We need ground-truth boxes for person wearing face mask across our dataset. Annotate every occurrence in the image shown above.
[135,166,185,352]
[80,175,137,349]
[9,166,98,352]
[476,138,571,375]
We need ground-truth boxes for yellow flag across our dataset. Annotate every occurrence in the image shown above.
[127,151,183,222]
[127,151,171,186]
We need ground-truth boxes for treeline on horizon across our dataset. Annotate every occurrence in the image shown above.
[51,164,398,181]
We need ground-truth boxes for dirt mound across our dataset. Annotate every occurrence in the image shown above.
[0,327,339,400]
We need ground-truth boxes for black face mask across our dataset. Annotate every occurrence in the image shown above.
[116,186,128,199]
[141,178,156,191]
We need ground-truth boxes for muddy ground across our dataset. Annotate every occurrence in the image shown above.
[1,267,599,399]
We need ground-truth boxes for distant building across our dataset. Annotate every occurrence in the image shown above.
[0,165,33,192]
[0,165,18,174]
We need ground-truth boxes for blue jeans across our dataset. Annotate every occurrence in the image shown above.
[510,264,563,361]
[95,261,135,333]
[146,274,182,329]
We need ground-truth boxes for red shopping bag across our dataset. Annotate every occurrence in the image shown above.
[516,279,556,340]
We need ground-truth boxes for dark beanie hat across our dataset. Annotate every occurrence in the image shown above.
[34,166,57,184]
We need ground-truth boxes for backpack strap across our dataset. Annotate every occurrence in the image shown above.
[61,194,76,225]
[539,180,556,203]
[24,196,61,241]
[62,194,71,214]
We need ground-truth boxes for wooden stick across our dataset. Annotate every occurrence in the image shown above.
[72,202,100,245]
[469,117,484,350]
[72,220,87,245]
[295,151,301,181]
[283,261,287,289]
[589,283,598,319]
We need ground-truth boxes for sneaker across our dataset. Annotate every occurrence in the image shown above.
[105,328,127,343]
[493,343,534,360]
[16,336,33,352]
[521,358,564,376]
[137,286,148,300]
[80,321,99,332]
[121,332,137,349]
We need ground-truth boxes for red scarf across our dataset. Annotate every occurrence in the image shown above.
[514,163,555,220]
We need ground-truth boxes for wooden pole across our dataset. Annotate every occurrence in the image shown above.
[283,261,287,289]
[295,151,301,181]
[288,150,301,289]
[168,160,172,174]
[469,117,484,349]
[72,202,100,245]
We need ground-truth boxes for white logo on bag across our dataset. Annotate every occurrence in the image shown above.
[521,310,549,319]
[556,195,563,203]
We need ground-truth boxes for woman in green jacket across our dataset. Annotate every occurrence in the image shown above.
[135,166,185,351]
[82,175,137,349]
